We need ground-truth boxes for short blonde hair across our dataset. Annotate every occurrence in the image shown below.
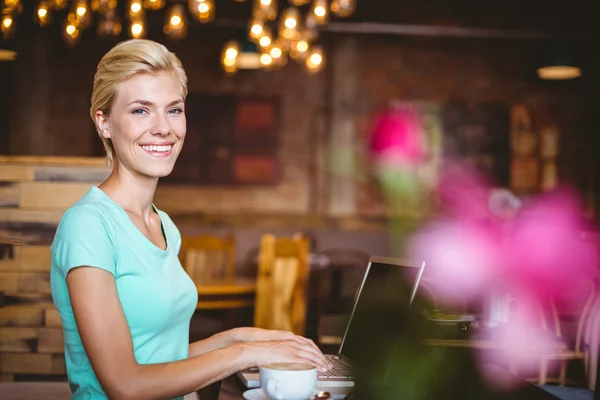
[90,39,188,166]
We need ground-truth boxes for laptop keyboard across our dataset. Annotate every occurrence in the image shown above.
[320,355,354,378]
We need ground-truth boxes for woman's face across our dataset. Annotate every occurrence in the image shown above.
[97,71,186,179]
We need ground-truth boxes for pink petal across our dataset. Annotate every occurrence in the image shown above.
[408,219,503,305]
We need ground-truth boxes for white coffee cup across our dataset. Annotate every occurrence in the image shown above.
[260,362,317,400]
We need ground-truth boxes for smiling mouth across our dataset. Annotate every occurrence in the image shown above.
[140,144,174,157]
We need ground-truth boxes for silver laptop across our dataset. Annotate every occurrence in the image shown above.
[237,256,426,389]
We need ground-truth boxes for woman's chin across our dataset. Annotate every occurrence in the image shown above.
[140,165,176,179]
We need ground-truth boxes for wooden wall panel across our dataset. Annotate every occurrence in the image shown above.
[0,272,19,292]
[0,307,44,328]
[0,182,19,207]
[19,246,52,271]
[0,328,38,353]
[19,182,96,210]
[0,354,55,374]
[0,158,110,380]
[0,165,35,182]
[44,309,61,328]
[37,328,64,354]
[19,273,51,294]
[34,166,109,182]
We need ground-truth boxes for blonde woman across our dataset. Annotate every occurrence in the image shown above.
[50,39,328,400]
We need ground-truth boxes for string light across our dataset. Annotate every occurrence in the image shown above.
[164,3,187,40]
[311,0,329,24]
[35,1,51,27]
[306,45,325,74]
[2,0,357,75]
[331,0,356,18]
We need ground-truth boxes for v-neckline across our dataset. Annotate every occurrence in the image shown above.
[91,186,169,255]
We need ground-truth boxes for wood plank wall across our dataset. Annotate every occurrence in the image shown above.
[0,156,109,381]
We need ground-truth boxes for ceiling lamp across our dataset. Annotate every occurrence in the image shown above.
[0,48,16,61]
[537,65,582,80]
[537,44,582,81]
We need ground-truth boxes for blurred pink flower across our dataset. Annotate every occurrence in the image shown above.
[408,219,503,305]
[435,161,493,221]
[475,294,563,390]
[505,188,596,308]
[368,108,425,166]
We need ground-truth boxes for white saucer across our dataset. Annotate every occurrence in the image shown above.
[243,388,319,400]
[242,388,269,400]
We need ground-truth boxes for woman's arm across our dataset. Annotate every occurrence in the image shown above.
[188,328,325,359]
[68,267,328,400]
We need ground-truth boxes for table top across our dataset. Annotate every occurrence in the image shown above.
[196,278,256,295]
[215,368,562,400]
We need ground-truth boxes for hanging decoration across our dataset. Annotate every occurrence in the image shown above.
[0,0,357,74]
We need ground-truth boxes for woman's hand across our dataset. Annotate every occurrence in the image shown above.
[241,339,330,372]
[226,328,328,363]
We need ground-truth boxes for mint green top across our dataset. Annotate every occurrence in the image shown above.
[50,187,197,399]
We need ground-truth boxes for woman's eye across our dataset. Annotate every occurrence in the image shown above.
[169,108,183,115]
[132,109,147,115]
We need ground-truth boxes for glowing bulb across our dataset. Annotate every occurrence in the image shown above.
[225,48,238,59]
[284,17,296,29]
[2,18,12,28]
[38,8,48,18]
[270,47,282,59]
[76,6,87,16]
[251,23,263,35]
[223,57,235,67]
[260,0,271,5]
[297,41,308,52]
[259,36,271,47]
[198,3,209,13]
[66,24,76,35]
[314,6,326,17]
[131,2,142,12]
[170,15,181,26]
[260,53,272,65]
[131,22,143,36]
[309,53,322,65]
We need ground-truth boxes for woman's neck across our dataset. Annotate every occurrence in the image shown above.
[98,164,159,221]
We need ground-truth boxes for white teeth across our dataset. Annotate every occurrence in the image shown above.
[141,145,172,153]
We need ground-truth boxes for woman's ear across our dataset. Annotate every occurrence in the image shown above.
[95,110,110,139]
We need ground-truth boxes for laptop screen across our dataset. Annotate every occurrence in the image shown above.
[337,257,425,362]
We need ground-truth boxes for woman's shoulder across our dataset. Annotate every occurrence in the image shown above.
[57,187,117,233]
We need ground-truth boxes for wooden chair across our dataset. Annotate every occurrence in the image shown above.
[537,282,599,386]
[253,234,310,335]
[180,234,236,284]
[179,234,238,342]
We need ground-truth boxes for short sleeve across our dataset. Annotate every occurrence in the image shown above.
[51,205,117,277]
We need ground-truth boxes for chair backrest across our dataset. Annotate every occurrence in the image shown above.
[180,235,236,283]
[585,289,600,392]
[253,234,310,335]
